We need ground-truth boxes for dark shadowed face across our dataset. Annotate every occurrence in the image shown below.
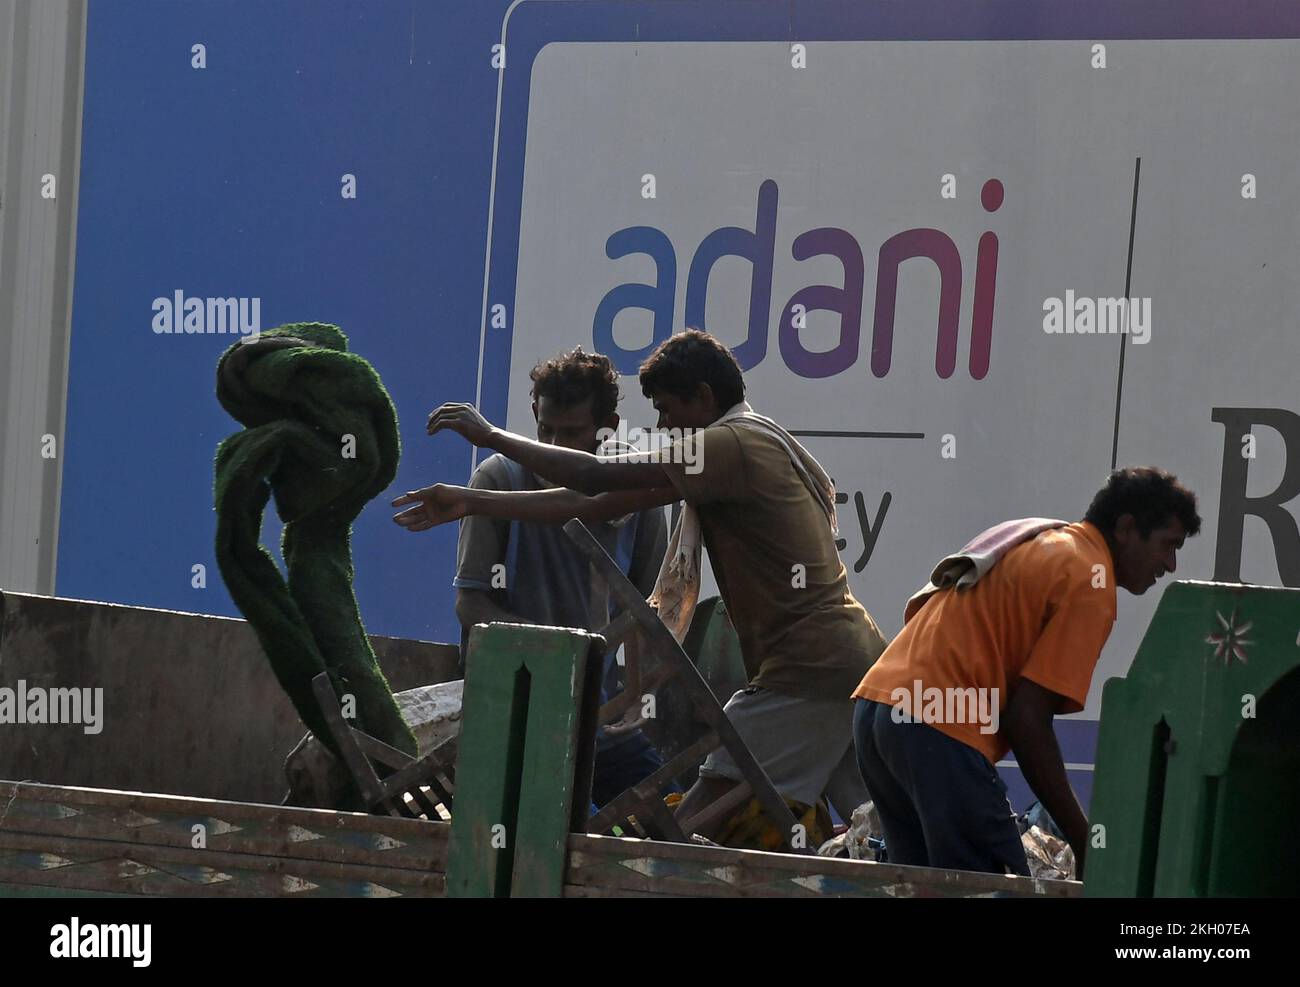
[648,385,721,431]
[1111,515,1187,594]
[533,395,615,454]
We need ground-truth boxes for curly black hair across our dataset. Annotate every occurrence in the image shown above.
[1084,466,1202,539]
[529,347,620,422]
[638,329,745,410]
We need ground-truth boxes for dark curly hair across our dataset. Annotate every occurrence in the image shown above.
[1084,466,1202,539]
[529,347,620,422]
[638,329,745,410]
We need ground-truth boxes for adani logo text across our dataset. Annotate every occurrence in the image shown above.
[593,178,1005,381]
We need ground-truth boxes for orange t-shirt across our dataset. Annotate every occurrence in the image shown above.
[852,521,1117,763]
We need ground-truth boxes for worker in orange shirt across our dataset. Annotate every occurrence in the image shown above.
[852,467,1200,876]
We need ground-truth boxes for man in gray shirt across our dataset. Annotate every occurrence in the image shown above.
[452,348,670,808]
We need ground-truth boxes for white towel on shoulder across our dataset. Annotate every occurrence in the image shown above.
[643,401,838,642]
[902,517,1068,623]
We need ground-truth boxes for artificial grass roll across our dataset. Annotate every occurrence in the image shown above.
[214,323,417,763]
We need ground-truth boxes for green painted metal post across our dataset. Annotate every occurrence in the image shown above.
[446,622,599,898]
[1088,580,1300,897]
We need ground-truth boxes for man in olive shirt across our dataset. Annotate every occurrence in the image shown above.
[656,407,886,828]
[397,330,887,835]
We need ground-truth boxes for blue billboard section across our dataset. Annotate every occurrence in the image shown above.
[60,0,514,646]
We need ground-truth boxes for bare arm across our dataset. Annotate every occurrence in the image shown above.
[455,587,525,629]
[394,483,679,531]
[486,431,671,494]
[1002,679,1090,875]
[425,403,673,494]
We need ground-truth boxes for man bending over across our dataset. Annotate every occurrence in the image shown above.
[852,467,1199,876]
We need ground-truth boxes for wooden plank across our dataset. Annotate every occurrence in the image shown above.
[349,730,459,815]
[0,778,442,832]
[420,775,455,812]
[562,883,679,898]
[678,780,753,839]
[595,610,635,652]
[0,779,1082,898]
[0,780,448,871]
[597,622,645,726]
[0,831,443,898]
[564,520,808,852]
[378,737,458,797]
[564,832,1080,899]
[311,673,397,814]
[350,730,417,771]
[588,730,719,833]
[405,786,442,821]
[637,795,690,843]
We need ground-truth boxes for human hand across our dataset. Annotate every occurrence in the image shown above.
[426,402,496,447]
[391,484,472,532]
[602,707,649,737]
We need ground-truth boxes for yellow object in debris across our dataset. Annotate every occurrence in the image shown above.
[664,792,829,851]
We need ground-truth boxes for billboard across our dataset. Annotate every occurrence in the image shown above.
[475,2,1300,803]
[54,0,1300,808]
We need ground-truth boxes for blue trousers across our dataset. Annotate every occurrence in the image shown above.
[592,729,674,809]
[854,699,1029,876]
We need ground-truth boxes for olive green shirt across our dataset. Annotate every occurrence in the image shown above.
[663,423,887,700]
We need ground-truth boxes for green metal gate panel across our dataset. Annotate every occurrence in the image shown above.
[1088,580,1300,897]
[446,622,598,898]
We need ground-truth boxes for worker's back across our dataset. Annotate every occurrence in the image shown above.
[855,521,1117,762]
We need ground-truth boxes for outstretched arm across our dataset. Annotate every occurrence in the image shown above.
[393,482,679,531]
[456,588,525,629]
[425,403,672,494]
